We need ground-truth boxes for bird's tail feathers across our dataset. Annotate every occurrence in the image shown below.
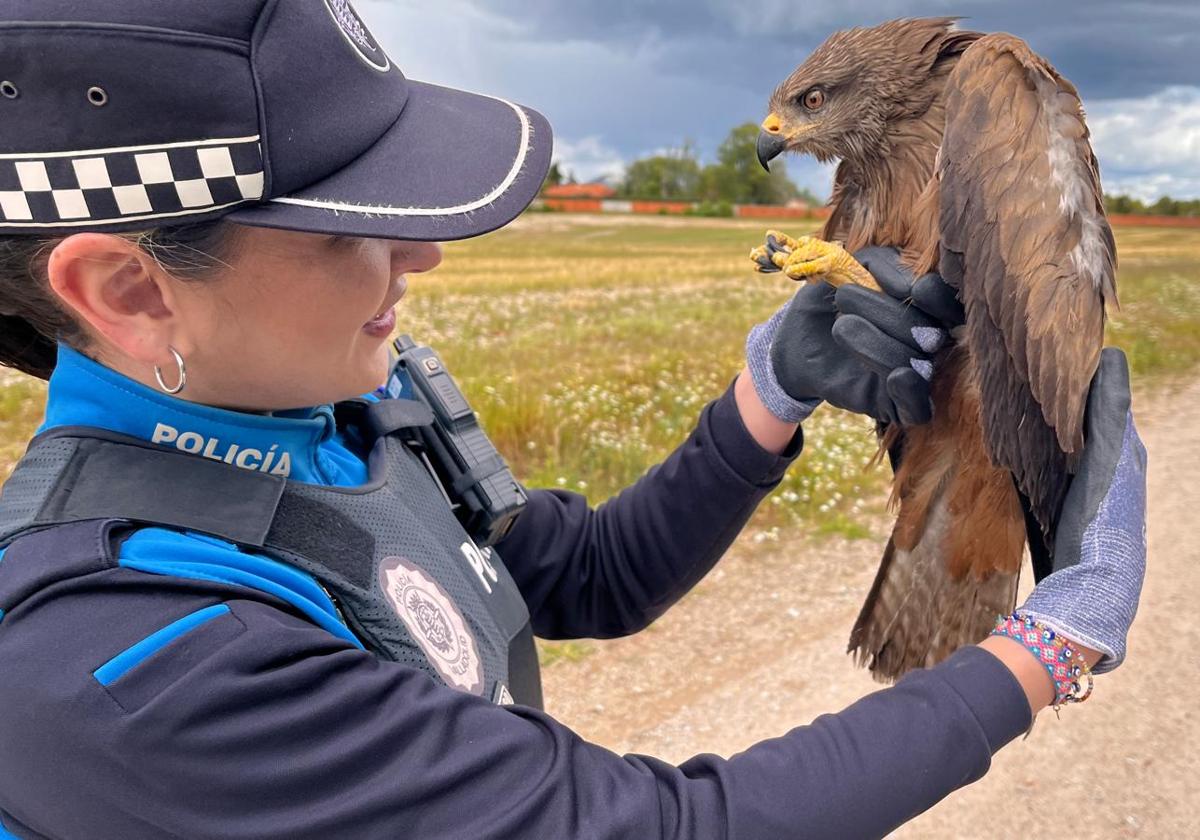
[849,350,1025,681]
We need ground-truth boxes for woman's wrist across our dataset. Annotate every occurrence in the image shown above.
[734,365,801,455]
[978,635,1102,714]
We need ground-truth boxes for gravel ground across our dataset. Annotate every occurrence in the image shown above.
[540,377,1199,838]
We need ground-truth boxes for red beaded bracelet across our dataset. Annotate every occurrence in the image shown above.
[990,612,1094,712]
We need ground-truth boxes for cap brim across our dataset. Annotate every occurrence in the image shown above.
[226,81,552,241]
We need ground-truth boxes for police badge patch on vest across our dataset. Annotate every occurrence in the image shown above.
[379,556,483,694]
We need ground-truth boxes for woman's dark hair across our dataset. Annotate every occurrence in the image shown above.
[0,220,243,380]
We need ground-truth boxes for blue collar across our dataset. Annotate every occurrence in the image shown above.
[38,343,367,485]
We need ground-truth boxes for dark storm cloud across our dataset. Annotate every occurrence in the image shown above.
[368,0,1200,198]
[468,0,1198,99]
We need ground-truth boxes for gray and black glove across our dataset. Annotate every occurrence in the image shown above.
[1021,348,1147,672]
[746,245,963,425]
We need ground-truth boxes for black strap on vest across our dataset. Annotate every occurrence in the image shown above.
[27,434,381,590]
[355,398,434,442]
[450,455,508,496]
[36,435,285,548]
[29,399,435,560]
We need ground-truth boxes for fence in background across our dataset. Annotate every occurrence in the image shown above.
[533,199,1200,228]
[1108,214,1200,228]
[534,198,830,219]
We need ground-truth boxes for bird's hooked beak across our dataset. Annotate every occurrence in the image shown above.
[757,112,789,172]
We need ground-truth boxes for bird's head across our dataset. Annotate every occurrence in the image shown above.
[757,17,980,170]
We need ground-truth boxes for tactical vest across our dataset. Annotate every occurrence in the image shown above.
[0,397,542,708]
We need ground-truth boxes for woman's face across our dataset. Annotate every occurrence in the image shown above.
[162,226,443,411]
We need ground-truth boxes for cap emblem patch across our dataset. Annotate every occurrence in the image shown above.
[324,0,390,72]
[379,556,483,694]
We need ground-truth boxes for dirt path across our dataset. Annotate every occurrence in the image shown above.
[541,378,1199,838]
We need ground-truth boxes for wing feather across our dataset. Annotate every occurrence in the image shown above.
[937,34,1115,538]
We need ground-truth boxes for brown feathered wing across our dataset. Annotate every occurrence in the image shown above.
[939,33,1116,537]
[849,34,1115,679]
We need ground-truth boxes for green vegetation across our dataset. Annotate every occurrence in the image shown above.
[685,200,735,218]
[392,219,1200,538]
[1106,194,1200,217]
[614,124,819,206]
[1,219,1198,540]
[542,161,569,190]
[412,220,1200,528]
[0,373,46,482]
[704,123,812,206]
[537,640,596,668]
[618,145,706,200]
[1103,228,1200,377]
[395,214,887,534]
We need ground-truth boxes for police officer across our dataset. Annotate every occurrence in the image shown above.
[0,2,1146,838]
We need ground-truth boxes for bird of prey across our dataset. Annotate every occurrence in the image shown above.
[752,17,1116,681]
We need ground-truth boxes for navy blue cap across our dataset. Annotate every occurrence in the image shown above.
[0,0,553,240]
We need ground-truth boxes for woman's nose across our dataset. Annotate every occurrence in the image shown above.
[395,241,443,275]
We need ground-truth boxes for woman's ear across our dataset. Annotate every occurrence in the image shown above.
[46,233,184,366]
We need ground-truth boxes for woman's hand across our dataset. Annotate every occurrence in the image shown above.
[745,246,963,426]
[984,348,1148,710]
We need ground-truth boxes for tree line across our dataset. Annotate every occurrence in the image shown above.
[1104,194,1200,217]
[544,123,823,210]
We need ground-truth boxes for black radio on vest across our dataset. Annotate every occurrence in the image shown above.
[388,335,527,547]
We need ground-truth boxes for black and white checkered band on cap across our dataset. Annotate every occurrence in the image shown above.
[0,137,264,231]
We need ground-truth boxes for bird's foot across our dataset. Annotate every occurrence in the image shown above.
[751,230,880,291]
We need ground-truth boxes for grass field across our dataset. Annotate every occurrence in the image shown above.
[2,215,1199,539]
[399,215,1200,536]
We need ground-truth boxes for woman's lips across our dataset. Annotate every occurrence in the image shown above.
[362,279,406,338]
[362,307,396,338]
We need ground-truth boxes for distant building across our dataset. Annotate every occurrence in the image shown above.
[543,183,617,200]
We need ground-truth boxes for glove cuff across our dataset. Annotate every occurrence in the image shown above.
[1018,607,1122,675]
[745,308,821,424]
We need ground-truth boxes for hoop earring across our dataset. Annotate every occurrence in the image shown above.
[154,346,187,395]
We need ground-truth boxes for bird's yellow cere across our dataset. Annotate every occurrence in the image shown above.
[759,112,816,142]
[761,113,783,134]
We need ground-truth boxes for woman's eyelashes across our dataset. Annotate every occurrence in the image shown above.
[330,233,380,251]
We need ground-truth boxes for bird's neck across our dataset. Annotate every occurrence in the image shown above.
[822,90,951,256]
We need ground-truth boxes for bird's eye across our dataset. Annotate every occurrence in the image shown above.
[801,88,826,111]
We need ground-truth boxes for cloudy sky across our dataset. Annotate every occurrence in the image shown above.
[359,0,1199,200]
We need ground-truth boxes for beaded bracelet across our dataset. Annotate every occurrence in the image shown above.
[990,612,1094,713]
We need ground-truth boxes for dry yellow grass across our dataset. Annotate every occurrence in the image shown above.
[403,215,1200,536]
[2,216,1198,542]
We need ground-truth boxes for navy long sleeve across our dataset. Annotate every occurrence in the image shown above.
[0,577,1030,840]
[497,376,804,638]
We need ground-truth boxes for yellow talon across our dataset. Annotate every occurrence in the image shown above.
[765,229,801,250]
[755,230,880,291]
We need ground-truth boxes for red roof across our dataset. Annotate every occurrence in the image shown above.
[543,183,616,199]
